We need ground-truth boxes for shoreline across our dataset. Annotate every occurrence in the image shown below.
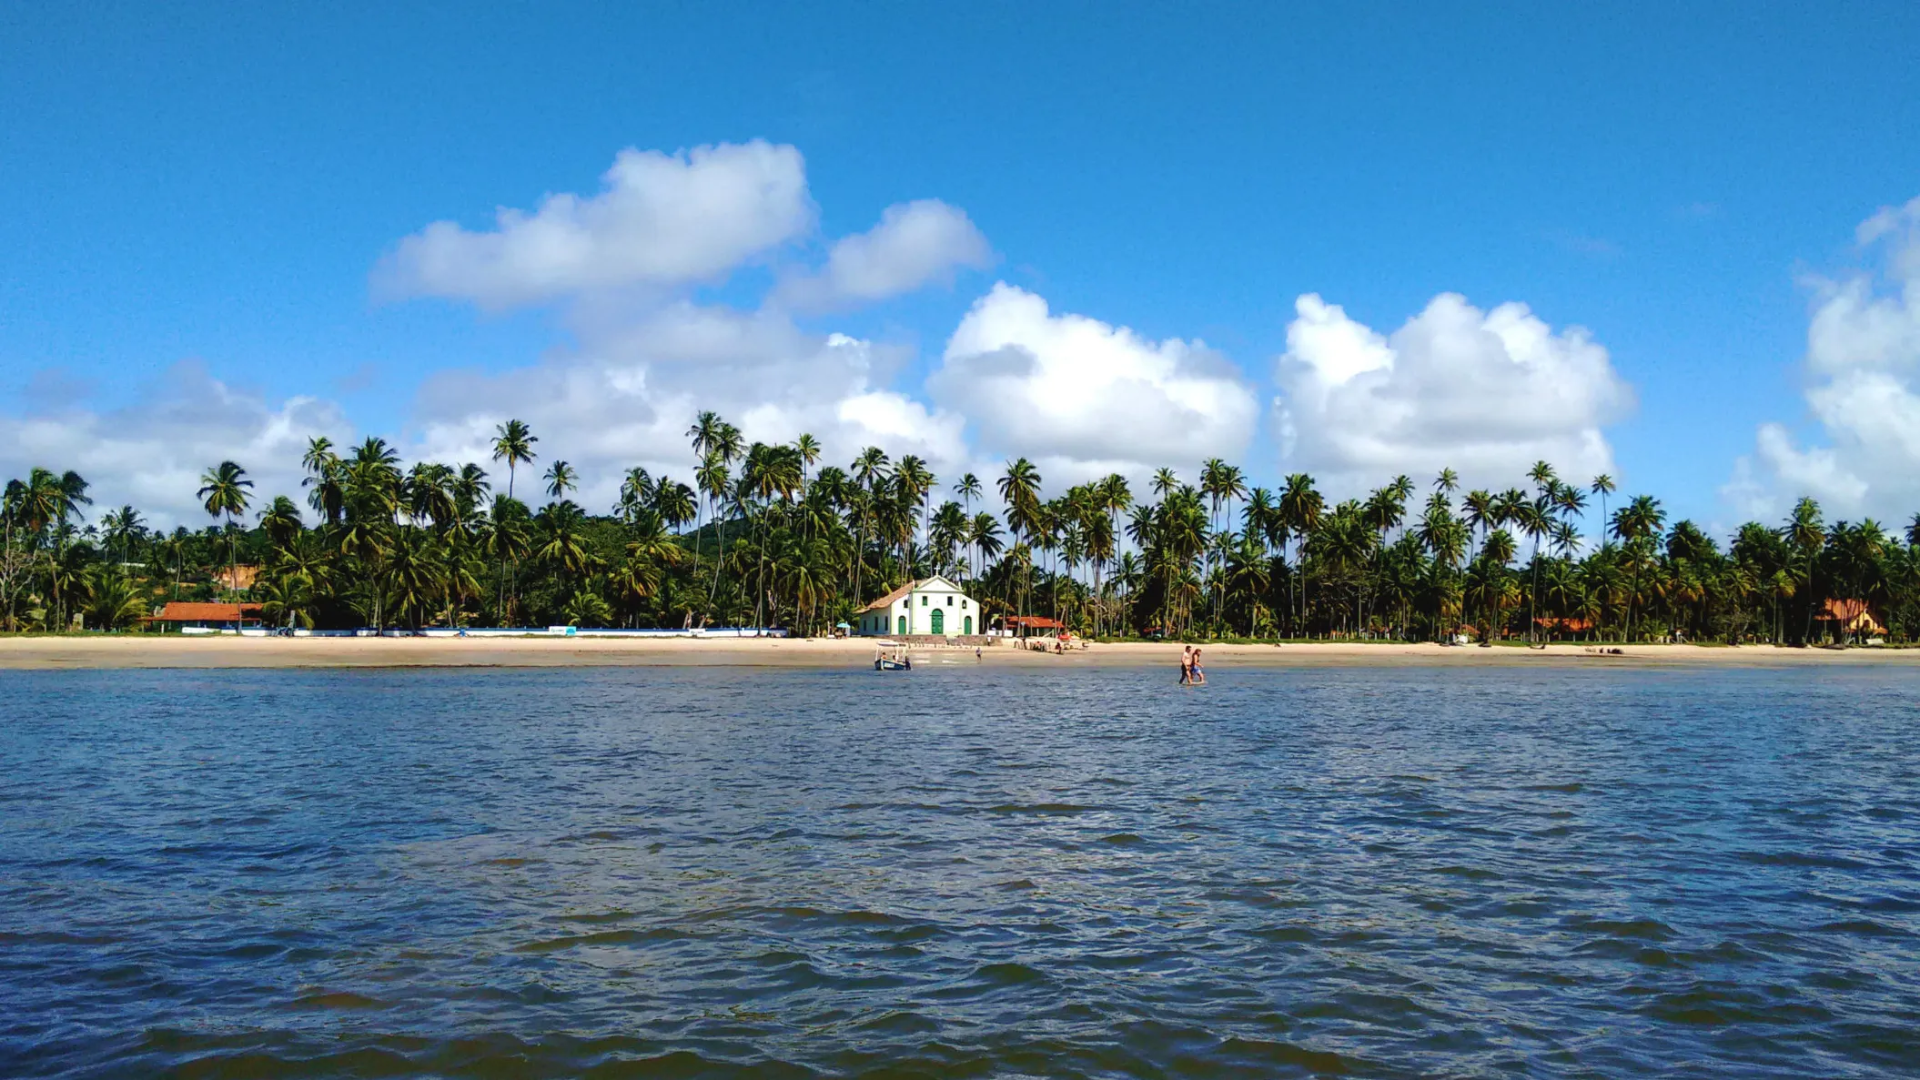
[1,635,1915,670]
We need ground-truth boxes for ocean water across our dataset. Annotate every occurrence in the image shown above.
[2,663,1917,1078]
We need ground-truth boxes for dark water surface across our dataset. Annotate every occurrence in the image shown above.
[3,665,1919,1078]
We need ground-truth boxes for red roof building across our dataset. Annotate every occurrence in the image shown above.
[149,602,264,627]
[997,615,1066,637]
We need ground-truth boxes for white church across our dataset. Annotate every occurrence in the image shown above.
[855,575,981,638]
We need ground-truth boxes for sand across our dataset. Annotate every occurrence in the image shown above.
[0,635,1912,670]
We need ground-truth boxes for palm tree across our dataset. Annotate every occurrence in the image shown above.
[1784,497,1826,643]
[1590,474,1617,548]
[999,458,1043,618]
[895,455,935,576]
[1277,473,1322,635]
[82,566,150,631]
[687,411,725,461]
[453,464,492,525]
[543,460,577,503]
[379,526,447,629]
[303,437,345,526]
[794,433,821,489]
[100,505,145,564]
[850,447,890,604]
[480,495,532,623]
[1512,495,1550,642]
[698,421,746,607]
[258,496,304,552]
[198,461,253,599]
[1610,494,1667,641]
[491,419,537,500]
[1528,460,1558,500]
[954,472,983,578]
[651,479,697,534]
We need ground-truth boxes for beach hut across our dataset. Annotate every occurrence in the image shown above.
[855,575,982,638]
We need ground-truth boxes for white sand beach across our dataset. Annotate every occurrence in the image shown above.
[0,635,1913,670]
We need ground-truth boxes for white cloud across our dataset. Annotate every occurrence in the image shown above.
[374,141,813,309]
[927,283,1258,474]
[365,142,986,507]
[0,362,350,529]
[410,311,970,511]
[776,199,991,311]
[1727,195,1920,521]
[1273,292,1633,491]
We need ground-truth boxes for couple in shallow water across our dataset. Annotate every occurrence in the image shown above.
[1179,645,1206,685]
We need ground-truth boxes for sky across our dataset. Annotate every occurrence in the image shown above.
[3,2,1919,533]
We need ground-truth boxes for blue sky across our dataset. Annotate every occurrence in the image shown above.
[4,2,1919,529]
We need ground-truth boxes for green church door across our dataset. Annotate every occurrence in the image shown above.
[930,608,944,635]
[964,615,973,635]
[897,615,907,635]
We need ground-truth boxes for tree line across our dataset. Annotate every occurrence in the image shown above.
[6,414,1920,644]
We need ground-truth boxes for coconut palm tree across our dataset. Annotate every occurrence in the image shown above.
[491,419,537,500]
[895,454,935,575]
[651,478,697,534]
[954,472,983,578]
[198,461,253,599]
[1278,473,1322,635]
[543,461,577,503]
[1590,474,1617,548]
[99,505,145,564]
[850,447,890,603]
[379,527,447,629]
[258,496,304,552]
[302,437,345,526]
[480,495,532,623]
[452,464,492,525]
[794,433,821,489]
[999,458,1043,618]
[1512,495,1550,641]
[1610,494,1667,641]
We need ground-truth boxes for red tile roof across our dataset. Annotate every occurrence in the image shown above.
[1000,615,1065,629]
[151,602,264,623]
[859,581,916,613]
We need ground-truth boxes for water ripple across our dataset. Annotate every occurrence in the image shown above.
[2,665,1918,1077]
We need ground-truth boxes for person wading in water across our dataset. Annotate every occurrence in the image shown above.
[1179,644,1194,685]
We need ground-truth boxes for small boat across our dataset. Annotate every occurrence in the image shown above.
[873,642,912,671]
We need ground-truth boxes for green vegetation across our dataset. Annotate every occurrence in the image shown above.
[5,420,1918,643]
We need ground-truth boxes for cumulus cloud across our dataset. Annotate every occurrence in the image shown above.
[374,141,813,308]
[927,283,1258,477]
[776,199,991,311]
[0,362,350,529]
[364,141,985,507]
[410,309,970,512]
[1727,194,1920,520]
[1273,292,1633,491]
